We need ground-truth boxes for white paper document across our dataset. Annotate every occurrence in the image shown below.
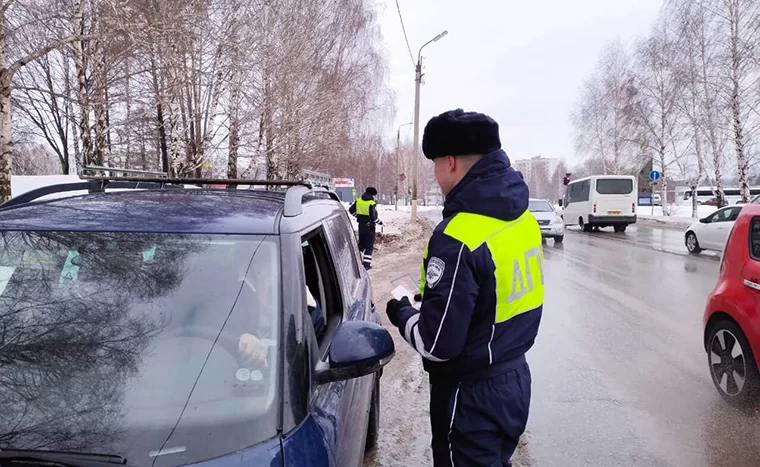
[391,284,421,309]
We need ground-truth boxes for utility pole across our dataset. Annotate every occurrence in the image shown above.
[396,122,413,211]
[411,30,448,222]
[412,63,422,220]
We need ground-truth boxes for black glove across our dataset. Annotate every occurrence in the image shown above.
[386,296,411,327]
[376,220,383,226]
[413,293,422,302]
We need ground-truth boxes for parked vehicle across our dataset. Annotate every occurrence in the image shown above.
[528,198,564,243]
[685,205,743,254]
[559,175,637,233]
[702,197,730,208]
[703,203,760,407]
[683,186,760,206]
[0,177,393,467]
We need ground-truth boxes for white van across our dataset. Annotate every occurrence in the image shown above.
[560,175,637,233]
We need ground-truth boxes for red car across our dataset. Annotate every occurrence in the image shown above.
[704,203,760,406]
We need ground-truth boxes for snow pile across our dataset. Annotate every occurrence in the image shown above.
[344,203,439,236]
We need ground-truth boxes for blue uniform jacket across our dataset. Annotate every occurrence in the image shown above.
[394,149,543,383]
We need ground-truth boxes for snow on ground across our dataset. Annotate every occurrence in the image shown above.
[637,204,718,229]
[343,203,440,236]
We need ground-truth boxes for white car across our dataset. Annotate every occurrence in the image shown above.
[528,198,564,243]
[685,205,743,254]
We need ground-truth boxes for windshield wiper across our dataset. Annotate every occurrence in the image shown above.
[0,449,127,467]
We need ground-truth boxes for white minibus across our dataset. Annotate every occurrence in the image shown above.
[560,175,637,233]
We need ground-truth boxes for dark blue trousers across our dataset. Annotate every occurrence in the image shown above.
[357,223,375,268]
[430,362,531,467]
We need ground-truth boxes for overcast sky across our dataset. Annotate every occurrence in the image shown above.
[377,0,665,165]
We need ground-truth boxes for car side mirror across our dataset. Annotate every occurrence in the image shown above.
[558,199,563,207]
[699,218,709,224]
[314,320,395,385]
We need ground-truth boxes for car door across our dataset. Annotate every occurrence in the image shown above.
[712,207,741,250]
[297,226,353,467]
[701,208,733,250]
[302,215,373,467]
[320,214,375,466]
[717,207,743,249]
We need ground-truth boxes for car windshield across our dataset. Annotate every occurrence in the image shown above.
[0,231,280,466]
[528,200,554,212]
[596,178,633,195]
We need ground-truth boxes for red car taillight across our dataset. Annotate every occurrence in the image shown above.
[632,203,636,213]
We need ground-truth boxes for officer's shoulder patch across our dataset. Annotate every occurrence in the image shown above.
[426,257,445,288]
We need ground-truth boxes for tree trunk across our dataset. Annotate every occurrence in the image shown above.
[659,144,668,216]
[0,7,11,201]
[124,59,132,168]
[149,53,169,174]
[67,56,80,173]
[692,133,704,219]
[0,75,12,201]
[72,2,93,166]
[227,83,240,179]
[264,75,277,183]
[728,0,749,203]
[93,54,108,166]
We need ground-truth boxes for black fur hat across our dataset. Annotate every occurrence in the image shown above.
[422,109,501,159]
[366,187,378,196]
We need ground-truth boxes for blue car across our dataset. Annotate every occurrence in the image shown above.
[0,179,394,467]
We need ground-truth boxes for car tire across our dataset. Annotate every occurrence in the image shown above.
[580,217,592,233]
[554,235,564,243]
[614,225,627,233]
[686,231,702,254]
[707,320,760,408]
[364,375,380,452]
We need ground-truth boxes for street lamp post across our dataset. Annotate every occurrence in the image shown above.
[396,122,413,211]
[411,30,448,222]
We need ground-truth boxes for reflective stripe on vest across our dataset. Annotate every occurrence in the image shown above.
[356,198,375,216]
[442,210,544,323]
[419,243,430,299]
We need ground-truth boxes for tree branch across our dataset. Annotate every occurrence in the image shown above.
[8,35,93,78]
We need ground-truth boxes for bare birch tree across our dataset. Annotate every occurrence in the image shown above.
[1,0,91,199]
[630,20,687,214]
[572,41,639,175]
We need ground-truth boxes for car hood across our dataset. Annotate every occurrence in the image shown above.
[530,211,557,222]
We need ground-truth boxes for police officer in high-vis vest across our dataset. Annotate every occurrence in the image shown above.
[349,186,382,269]
[385,109,543,467]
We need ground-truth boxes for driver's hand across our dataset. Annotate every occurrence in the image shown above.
[238,333,268,367]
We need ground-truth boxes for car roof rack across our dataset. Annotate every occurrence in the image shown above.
[0,180,180,210]
[0,174,342,214]
[283,185,341,217]
[79,165,170,178]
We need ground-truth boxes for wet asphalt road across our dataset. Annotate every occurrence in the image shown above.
[418,211,760,467]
